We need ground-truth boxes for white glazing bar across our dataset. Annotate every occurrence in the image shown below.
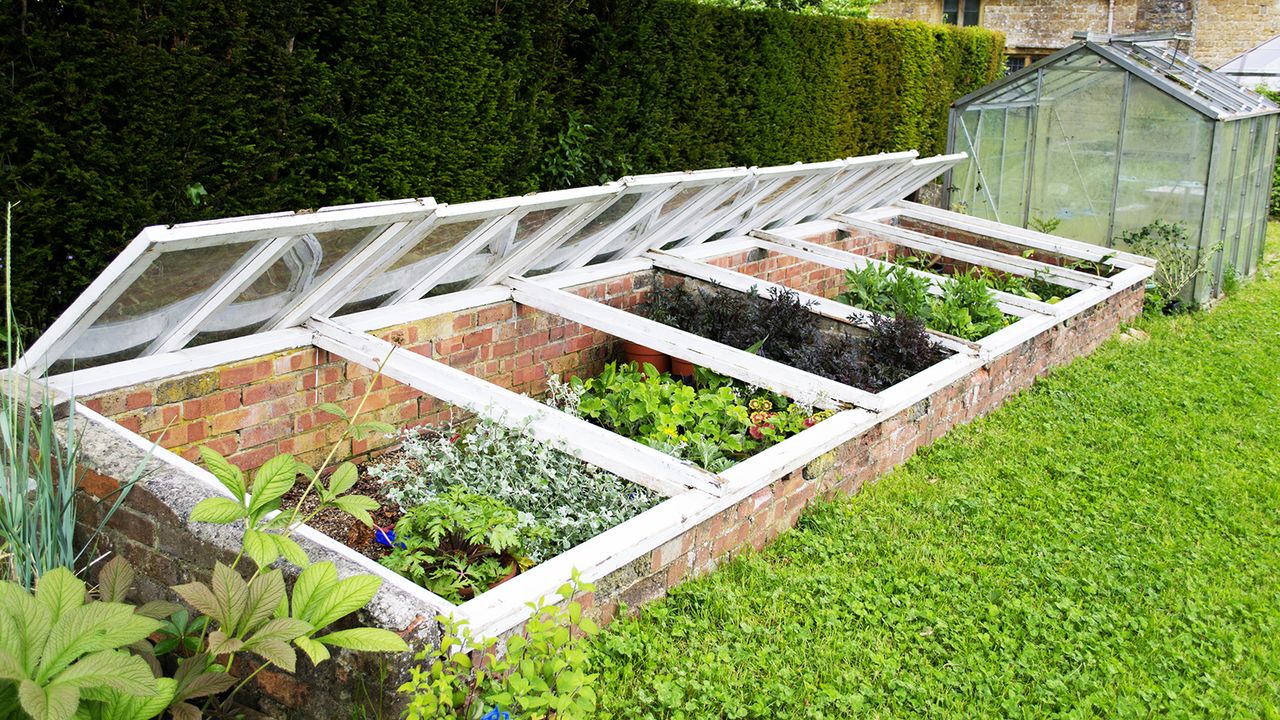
[473,191,622,285]
[307,316,722,497]
[617,175,756,256]
[262,218,432,330]
[834,214,1108,291]
[147,234,303,354]
[555,185,683,271]
[18,230,163,375]
[504,277,882,411]
[153,198,437,248]
[390,213,523,303]
[852,155,965,212]
[728,164,846,235]
[802,162,912,221]
[786,163,894,224]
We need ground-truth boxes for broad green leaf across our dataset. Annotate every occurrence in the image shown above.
[239,570,285,637]
[134,600,183,621]
[48,650,154,696]
[0,648,25,681]
[170,582,219,623]
[331,495,378,527]
[205,631,243,657]
[38,604,160,683]
[18,679,78,720]
[247,618,311,643]
[242,529,280,571]
[292,636,330,666]
[199,446,246,502]
[249,638,296,672]
[89,678,176,720]
[326,463,359,496]
[290,563,337,622]
[171,653,235,702]
[314,628,408,653]
[189,497,247,525]
[169,702,201,720]
[96,558,133,604]
[209,563,249,631]
[248,455,299,516]
[272,535,310,568]
[304,574,382,628]
[36,569,85,625]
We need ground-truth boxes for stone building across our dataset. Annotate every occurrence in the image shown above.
[872,0,1280,70]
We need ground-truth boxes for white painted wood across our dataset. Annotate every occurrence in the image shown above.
[644,250,978,356]
[18,229,163,375]
[610,173,757,258]
[389,213,522,303]
[307,316,722,497]
[504,277,882,411]
[849,154,965,213]
[787,153,918,222]
[893,200,1153,268]
[833,214,1109,291]
[873,352,986,416]
[728,164,846,235]
[555,186,682,270]
[535,257,655,290]
[473,191,623,285]
[745,230,1053,317]
[146,234,303,355]
[716,408,879,489]
[802,162,915,220]
[155,198,437,248]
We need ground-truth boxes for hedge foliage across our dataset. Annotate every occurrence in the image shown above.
[0,0,1003,337]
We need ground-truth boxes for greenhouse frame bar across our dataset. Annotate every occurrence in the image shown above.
[946,33,1279,303]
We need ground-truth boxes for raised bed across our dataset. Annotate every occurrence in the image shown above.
[31,156,1153,717]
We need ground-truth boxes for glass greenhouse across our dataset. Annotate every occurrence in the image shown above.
[947,35,1279,302]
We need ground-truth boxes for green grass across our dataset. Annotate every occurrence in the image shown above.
[589,229,1280,719]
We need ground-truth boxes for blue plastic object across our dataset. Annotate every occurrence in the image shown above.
[481,707,510,720]
[373,526,405,549]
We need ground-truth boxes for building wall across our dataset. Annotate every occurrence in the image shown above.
[872,0,1279,67]
[1195,0,1280,68]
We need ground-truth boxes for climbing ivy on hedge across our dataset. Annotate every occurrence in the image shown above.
[0,0,1002,338]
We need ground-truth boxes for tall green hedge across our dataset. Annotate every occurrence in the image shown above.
[0,0,1002,337]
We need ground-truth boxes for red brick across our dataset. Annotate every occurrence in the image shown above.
[219,360,272,388]
[241,378,299,406]
[452,313,476,332]
[125,390,152,411]
[240,418,293,448]
[477,304,513,325]
[79,469,121,500]
[227,443,281,471]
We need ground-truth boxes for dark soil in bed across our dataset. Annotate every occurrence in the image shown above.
[281,448,415,563]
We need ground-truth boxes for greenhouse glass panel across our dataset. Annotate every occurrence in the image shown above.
[333,218,488,315]
[1111,80,1213,244]
[190,226,387,344]
[57,240,259,371]
[1027,60,1126,245]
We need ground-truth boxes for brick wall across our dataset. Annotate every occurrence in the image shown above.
[872,0,1279,67]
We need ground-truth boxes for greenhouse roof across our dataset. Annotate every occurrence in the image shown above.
[955,37,1280,121]
[1218,34,1280,91]
[21,151,961,376]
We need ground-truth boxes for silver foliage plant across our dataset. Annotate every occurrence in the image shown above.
[371,379,658,564]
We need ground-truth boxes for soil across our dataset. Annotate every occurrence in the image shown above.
[280,446,420,563]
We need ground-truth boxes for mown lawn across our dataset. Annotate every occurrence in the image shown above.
[590,230,1280,719]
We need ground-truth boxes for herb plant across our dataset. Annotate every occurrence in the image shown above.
[1114,220,1217,313]
[372,412,658,565]
[838,263,1015,341]
[379,487,540,603]
[400,574,600,720]
[571,362,828,471]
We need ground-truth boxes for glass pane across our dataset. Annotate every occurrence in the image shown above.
[962,0,980,26]
[334,219,487,315]
[58,240,259,371]
[538,193,644,273]
[190,226,383,345]
[1111,81,1213,258]
[942,0,959,24]
[1026,62,1125,245]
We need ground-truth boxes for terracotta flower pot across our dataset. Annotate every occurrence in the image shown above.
[670,356,695,378]
[621,340,670,374]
